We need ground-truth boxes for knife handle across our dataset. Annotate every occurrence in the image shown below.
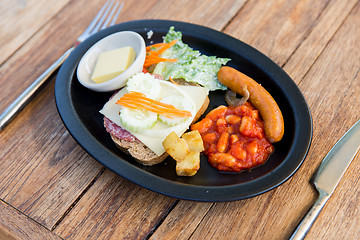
[289,189,330,240]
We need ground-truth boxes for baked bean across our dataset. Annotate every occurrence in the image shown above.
[225,115,241,125]
[217,132,229,152]
[216,118,227,126]
[246,140,258,154]
[230,134,239,144]
[203,132,217,143]
[239,116,254,137]
[226,126,234,134]
[206,105,228,121]
[230,142,247,160]
[191,118,213,134]
[210,153,236,167]
[191,103,274,172]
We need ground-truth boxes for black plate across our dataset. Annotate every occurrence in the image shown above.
[55,20,312,202]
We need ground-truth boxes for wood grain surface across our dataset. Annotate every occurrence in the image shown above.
[0,0,359,239]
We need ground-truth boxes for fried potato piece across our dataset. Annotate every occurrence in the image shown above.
[176,151,200,176]
[162,131,190,161]
[181,130,204,152]
[162,130,204,176]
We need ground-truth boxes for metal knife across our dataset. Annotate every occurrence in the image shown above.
[290,119,360,240]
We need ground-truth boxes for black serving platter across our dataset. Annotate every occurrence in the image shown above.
[55,19,312,201]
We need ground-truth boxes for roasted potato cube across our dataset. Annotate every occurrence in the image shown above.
[162,131,190,161]
[181,130,204,152]
[176,151,200,176]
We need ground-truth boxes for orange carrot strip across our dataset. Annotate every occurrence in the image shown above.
[119,102,184,119]
[144,40,179,68]
[117,101,173,117]
[145,56,177,62]
[146,39,178,54]
[116,92,191,118]
[169,77,179,86]
[144,56,177,67]
[120,92,175,110]
[120,97,187,114]
[154,39,178,55]
[119,100,190,119]
[146,43,165,51]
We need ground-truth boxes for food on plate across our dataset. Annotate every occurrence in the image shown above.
[191,103,274,172]
[217,66,284,143]
[175,151,200,176]
[181,130,204,152]
[91,46,136,83]
[146,27,231,91]
[162,131,190,161]
[162,131,204,176]
[100,72,209,166]
[96,27,283,175]
[144,39,179,68]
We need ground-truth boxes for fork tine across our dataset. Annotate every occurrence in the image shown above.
[110,2,124,26]
[82,0,111,36]
[101,1,120,30]
[91,0,116,34]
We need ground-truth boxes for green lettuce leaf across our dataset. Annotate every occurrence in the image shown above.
[153,27,230,91]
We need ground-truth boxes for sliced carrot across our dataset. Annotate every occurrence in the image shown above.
[116,91,192,119]
[144,56,178,67]
[153,39,178,55]
[169,77,179,86]
[145,39,179,68]
[145,42,165,51]
[119,92,187,112]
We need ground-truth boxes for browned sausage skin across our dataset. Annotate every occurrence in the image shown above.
[217,66,284,143]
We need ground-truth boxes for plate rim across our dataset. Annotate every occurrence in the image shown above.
[55,19,313,202]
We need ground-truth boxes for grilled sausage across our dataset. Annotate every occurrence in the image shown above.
[217,66,284,143]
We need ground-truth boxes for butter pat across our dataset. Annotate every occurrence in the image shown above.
[91,47,136,84]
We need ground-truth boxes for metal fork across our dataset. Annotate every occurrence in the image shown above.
[0,0,124,131]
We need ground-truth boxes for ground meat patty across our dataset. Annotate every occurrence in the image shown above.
[103,117,139,142]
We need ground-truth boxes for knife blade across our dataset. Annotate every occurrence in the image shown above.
[290,119,360,240]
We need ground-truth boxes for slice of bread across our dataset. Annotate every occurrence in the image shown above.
[109,84,209,166]
[111,134,169,166]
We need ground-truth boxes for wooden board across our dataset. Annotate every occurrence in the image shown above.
[1,0,359,239]
[0,0,71,65]
[0,200,61,240]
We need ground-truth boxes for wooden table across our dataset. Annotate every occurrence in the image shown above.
[1,0,359,239]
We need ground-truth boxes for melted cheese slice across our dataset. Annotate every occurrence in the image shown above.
[100,81,209,156]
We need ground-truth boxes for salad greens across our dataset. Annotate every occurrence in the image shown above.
[152,27,230,91]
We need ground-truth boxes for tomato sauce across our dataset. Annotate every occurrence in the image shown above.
[191,102,274,172]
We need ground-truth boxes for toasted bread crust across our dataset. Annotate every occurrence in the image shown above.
[111,134,169,165]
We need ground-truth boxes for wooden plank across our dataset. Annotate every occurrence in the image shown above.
[223,0,329,66]
[149,201,212,240]
[0,200,61,240]
[0,0,111,114]
[0,0,71,65]
[0,79,104,229]
[296,3,360,238]
[284,0,358,82]
[150,0,360,239]
[113,0,246,31]
[53,170,174,239]
[0,0,247,233]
